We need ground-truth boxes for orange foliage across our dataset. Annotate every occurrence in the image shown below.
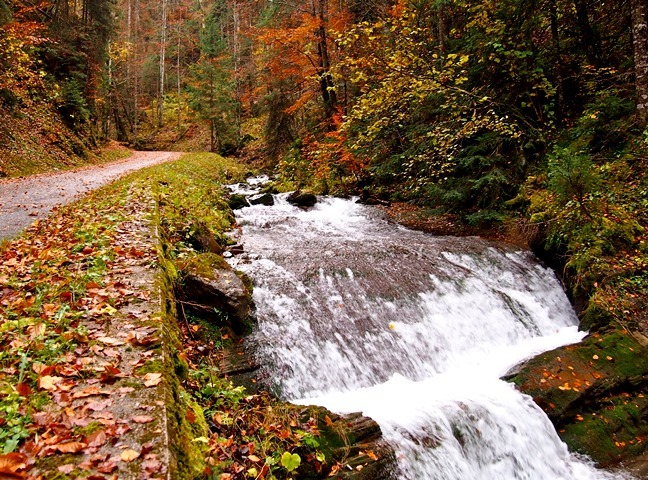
[248,1,351,115]
[304,110,367,180]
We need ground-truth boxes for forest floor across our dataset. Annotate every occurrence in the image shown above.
[0,151,182,241]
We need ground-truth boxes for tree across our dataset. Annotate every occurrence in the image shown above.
[187,0,239,153]
[632,0,648,127]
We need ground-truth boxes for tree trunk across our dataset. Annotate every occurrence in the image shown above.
[157,0,167,128]
[632,0,648,127]
[438,1,448,56]
[177,22,182,131]
[574,0,602,67]
[550,0,564,124]
[316,0,337,120]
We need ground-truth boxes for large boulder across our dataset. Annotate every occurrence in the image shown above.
[178,253,253,334]
[287,190,317,208]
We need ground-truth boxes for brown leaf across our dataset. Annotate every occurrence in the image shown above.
[142,373,162,387]
[97,337,125,347]
[72,386,103,399]
[186,408,196,424]
[132,415,154,424]
[38,375,62,391]
[55,442,88,454]
[85,399,113,412]
[127,332,160,347]
[57,464,75,474]
[96,461,117,474]
[0,452,28,475]
[142,457,162,473]
[85,430,107,448]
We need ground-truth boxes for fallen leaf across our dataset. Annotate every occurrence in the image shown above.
[38,375,62,391]
[0,452,28,475]
[85,399,113,411]
[143,373,162,387]
[186,408,196,424]
[120,449,140,462]
[132,415,154,424]
[72,386,103,399]
[15,382,32,397]
[55,442,88,454]
[85,430,107,448]
[57,464,75,474]
[142,457,162,473]
[97,337,125,346]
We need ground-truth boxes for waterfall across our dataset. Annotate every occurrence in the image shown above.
[226,186,631,480]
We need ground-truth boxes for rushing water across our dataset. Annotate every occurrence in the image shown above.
[226,182,630,480]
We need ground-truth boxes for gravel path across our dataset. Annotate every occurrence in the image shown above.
[0,151,182,240]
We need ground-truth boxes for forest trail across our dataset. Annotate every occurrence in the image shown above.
[0,151,182,240]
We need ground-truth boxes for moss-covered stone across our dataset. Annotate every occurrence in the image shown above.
[507,325,648,466]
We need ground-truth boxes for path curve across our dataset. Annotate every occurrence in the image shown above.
[0,151,182,240]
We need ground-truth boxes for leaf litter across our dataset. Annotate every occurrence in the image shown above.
[0,183,169,479]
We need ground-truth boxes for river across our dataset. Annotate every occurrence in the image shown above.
[226,182,631,480]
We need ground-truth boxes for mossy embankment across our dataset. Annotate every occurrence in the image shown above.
[139,152,394,479]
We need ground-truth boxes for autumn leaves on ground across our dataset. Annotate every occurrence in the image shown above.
[0,153,387,479]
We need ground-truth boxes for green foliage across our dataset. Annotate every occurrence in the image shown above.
[186,0,240,154]
[280,451,301,472]
[547,147,599,215]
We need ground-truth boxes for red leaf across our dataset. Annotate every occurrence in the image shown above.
[15,382,32,397]
[186,408,196,424]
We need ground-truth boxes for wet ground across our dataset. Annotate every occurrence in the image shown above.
[0,151,182,240]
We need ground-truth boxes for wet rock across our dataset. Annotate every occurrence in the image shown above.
[179,253,253,334]
[287,190,317,208]
[357,191,391,206]
[248,193,274,206]
[228,194,249,210]
[217,343,261,392]
[325,412,397,479]
[226,244,245,255]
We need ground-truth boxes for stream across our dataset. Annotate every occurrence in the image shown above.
[226,180,631,480]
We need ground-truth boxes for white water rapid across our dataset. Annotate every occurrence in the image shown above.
[226,182,631,480]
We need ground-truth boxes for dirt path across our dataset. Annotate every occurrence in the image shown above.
[0,151,182,240]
